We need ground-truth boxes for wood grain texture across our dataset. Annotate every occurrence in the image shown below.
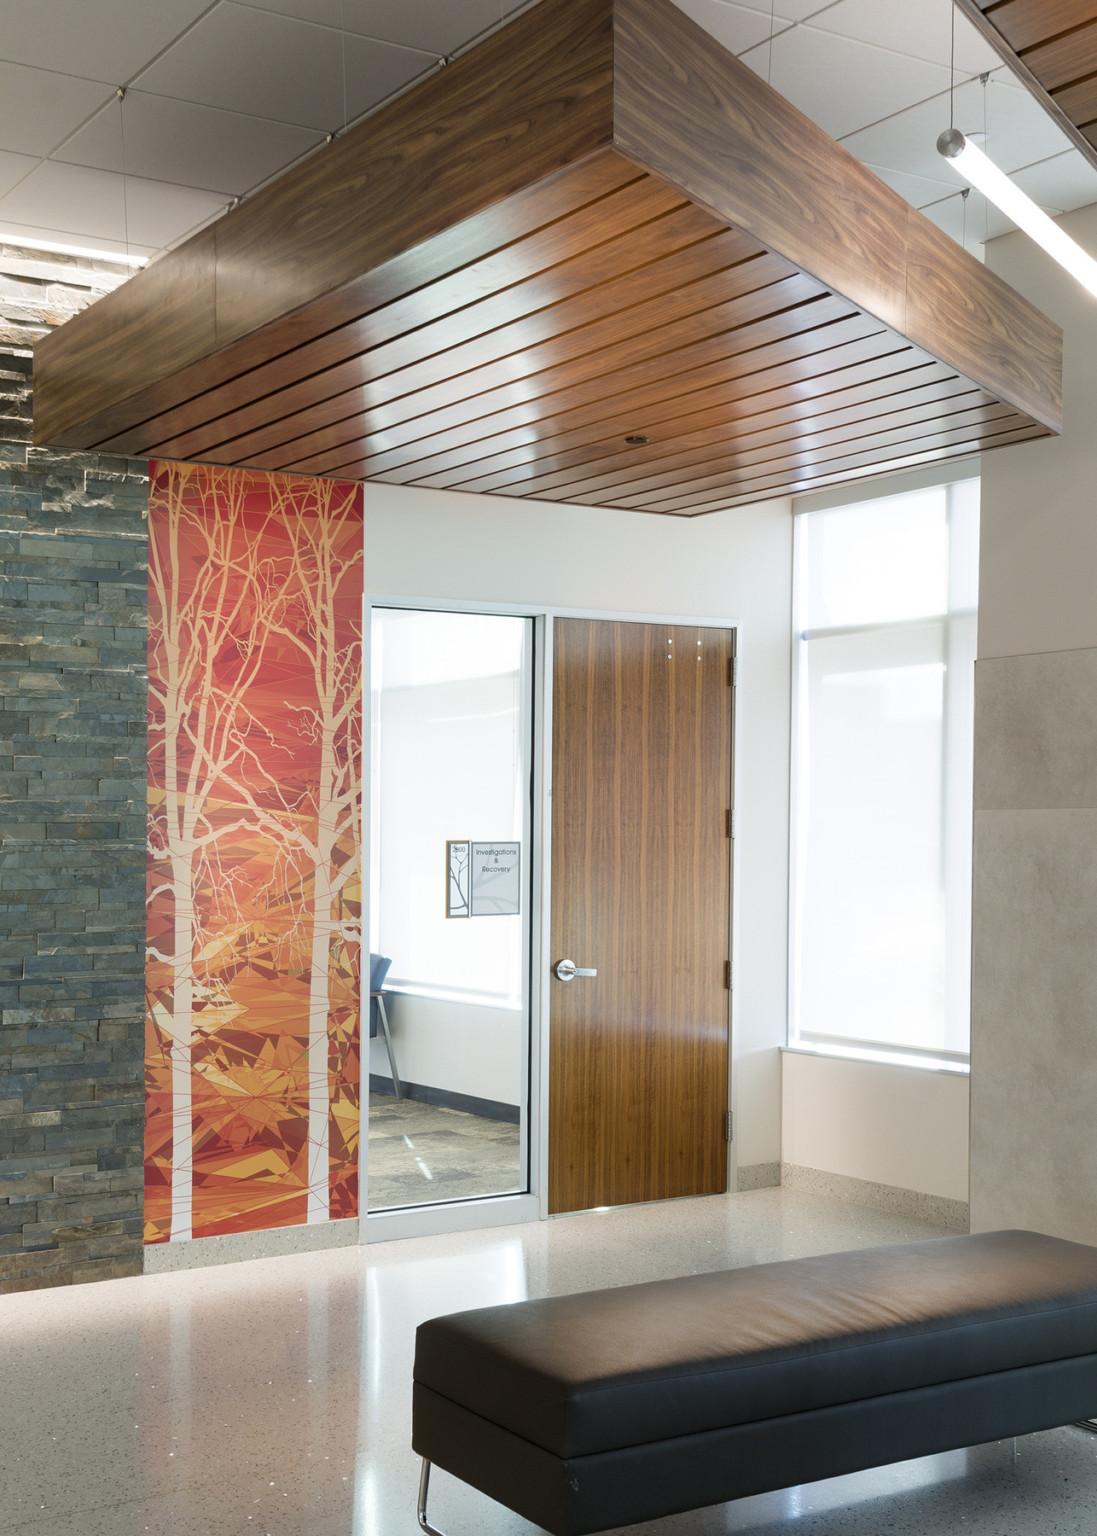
[1020,22,1097,91]
[33,0,1061,514]
[292,293,870,480]
[987,0,1097,53]
[98,169,680,454]
[549,618,732,1214]
[710,422,1049,511]
[410,356,949,495]
[148,220,774,463]
[494,375,984,503]
[666,417,1047,515]
[613,0,1062,433]
[328,320,905,480]
[1053,75,1097,128]
[245,270,839,473]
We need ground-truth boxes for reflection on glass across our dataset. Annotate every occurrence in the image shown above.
[368,608,530,1212]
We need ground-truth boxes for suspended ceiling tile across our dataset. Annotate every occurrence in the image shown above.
[807,0,999,74]
[0,160,225,251]
[133,2,431,133]
[840,77,1073,185]
[866,162,961,209]
[55,92,325,197]
[0,0,212,84]
[1009,151,1097,219]
[0,150,39,201]
[241,0,529,55]
[0,62,115,159]
[918,188,989,251]
[739,26,952,140]
[666,0,799,56]
[750,0,833,20]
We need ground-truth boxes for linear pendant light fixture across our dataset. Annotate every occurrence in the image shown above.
[937,127,1097,299]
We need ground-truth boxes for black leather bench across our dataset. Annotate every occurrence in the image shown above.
[412,1229,1097,1534]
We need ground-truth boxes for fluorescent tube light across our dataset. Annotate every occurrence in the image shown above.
[0,231,147,267]
[937,128,1097,298]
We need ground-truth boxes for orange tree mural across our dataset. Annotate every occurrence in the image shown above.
[146,461,363,1242]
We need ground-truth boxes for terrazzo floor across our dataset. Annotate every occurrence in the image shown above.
[4,1187,1097,1535]
[367,1092,522,1210]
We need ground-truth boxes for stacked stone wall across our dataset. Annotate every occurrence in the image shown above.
[0,347,148,1291]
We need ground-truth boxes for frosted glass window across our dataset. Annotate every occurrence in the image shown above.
[790,478,978,1062]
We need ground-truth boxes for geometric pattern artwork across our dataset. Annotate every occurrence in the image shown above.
[145,461,363,1243]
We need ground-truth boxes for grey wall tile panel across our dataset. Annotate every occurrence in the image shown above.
[970,803,1097,1241]
[975,648,1097,811]
[0,342,148,1293]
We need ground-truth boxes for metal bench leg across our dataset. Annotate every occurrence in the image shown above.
[376,993,403,1099]
[418,1458,448,1536]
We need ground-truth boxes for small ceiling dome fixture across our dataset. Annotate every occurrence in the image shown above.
[624,434,649,445]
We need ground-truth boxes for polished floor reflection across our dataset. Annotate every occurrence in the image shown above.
[5,1188,1097,1535]
[367,1093,521,1210]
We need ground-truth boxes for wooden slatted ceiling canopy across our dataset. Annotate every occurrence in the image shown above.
[33,0,1062,515]
[953,0,1097,170]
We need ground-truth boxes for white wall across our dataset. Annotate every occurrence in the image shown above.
[365,482,793,1167]
[781,1051,969,1202]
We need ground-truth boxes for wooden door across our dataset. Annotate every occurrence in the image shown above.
[549,618,734,1214]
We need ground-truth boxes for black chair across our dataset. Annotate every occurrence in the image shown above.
[369,952,403,1099]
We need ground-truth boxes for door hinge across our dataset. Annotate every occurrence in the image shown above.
[726,808,735,838]
[725,1111,733,1142]
[728,656,737,686]
[724,959,734,990]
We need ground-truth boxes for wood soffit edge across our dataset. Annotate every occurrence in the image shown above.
[31,0,1063,516]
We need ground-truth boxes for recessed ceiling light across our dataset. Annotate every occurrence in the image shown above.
[624,434,649,445]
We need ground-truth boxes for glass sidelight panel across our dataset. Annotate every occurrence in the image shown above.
[367,608,532,1212]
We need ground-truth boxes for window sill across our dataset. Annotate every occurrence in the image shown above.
[782,1042,970,1076]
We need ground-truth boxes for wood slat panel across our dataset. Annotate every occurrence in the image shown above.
[1052,75,1097,128]
[443,361,958,498]
[614,0,1062,432]
[290,313,889,479]
[339,323,908,480]
[410,350,942,493]
[1018,21,1097,89]
[88,152,645,454]
[314,290,858,479]
[472,373,979,502]
[646,414,1041,514]
[151,224,775,463]
[223,267,835,472]
[986,0,1097,55]
[713,422,1048,511]
[599,398,1012,510]
[96,170,685,455]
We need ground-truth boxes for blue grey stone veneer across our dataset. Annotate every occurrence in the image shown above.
[0,348,148,1291]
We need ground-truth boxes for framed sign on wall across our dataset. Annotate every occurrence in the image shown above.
[470,842,522,917]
